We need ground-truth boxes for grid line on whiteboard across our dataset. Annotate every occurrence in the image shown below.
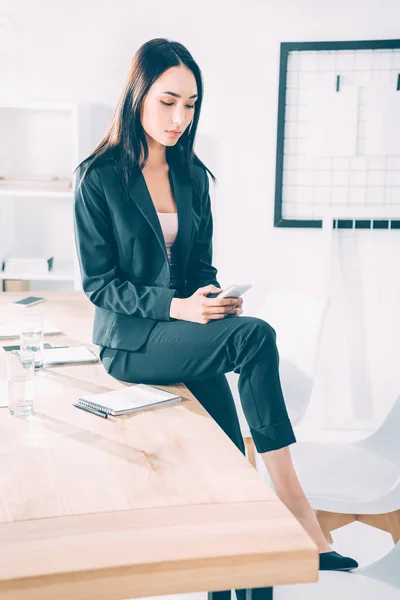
[274,39,400,228]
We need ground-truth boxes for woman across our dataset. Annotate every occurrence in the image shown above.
[73,38,357,572]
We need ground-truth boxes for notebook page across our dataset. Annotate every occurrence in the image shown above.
[79,384,180,412]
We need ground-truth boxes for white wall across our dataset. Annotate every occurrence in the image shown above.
[1,0,399,428]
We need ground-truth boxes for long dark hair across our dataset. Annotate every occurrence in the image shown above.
[75,38,216,193]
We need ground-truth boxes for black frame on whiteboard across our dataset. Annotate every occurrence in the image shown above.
[274,38,400,228]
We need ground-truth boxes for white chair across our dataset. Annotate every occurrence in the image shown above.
[226,288,330,468]
[267,393,400,545]
[357,538,400,588]
[274,541,400,599]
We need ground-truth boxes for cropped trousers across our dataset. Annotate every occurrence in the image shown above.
[99,315,296,456]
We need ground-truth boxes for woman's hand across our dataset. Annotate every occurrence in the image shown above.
[170,284,243,324]
[234,296,243,316]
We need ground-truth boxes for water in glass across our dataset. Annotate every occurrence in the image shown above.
[20,310,44,371]
[7,350,35,416]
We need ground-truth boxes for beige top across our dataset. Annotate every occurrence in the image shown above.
[156,211,179,288]
[156,211,178,261]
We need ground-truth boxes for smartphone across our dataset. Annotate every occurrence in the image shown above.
[1,343,54,353]
[217,284,252,299]
[10,296,45,307]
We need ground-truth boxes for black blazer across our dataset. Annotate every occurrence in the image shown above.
[73,152,221,352]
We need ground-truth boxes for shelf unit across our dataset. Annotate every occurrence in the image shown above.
[0,179,72,198]
[0,102,111,291]
[0,261,75,283]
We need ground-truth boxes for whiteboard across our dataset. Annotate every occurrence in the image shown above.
[278,45,400,224]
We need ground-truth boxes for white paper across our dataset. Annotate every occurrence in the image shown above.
[0,321,61,339]
[364,87,400,155]
[306,86,359,157]
[39,346,98,365]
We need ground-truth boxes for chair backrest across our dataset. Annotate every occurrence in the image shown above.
[256,288,330,425]
[358,540,400,589]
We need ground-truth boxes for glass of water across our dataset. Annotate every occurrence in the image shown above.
[19,308,44,372]
[7,350,35,416]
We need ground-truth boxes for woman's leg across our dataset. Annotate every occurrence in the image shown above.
[226,319,333,551]
[260,446,331,552]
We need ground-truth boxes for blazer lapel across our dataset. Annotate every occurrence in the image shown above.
[125,162,193,275]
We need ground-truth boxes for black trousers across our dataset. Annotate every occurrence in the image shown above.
[99,315,296,454]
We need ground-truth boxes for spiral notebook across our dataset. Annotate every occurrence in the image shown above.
[75,383,181,416]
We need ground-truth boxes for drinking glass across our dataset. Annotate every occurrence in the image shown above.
[19,308,44,372]
[7,350,35,416]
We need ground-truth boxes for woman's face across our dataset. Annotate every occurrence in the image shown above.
[140,65,198,147]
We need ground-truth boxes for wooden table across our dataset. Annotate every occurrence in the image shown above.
[0,291,318,600]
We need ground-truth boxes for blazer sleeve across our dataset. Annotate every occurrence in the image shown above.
[73,165,176,320]
[185,169,222,297]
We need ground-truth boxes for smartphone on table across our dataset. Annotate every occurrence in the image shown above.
[9,296,46,307]
[1,342,53,353]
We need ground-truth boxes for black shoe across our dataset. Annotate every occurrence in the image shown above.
[319,551,358,571]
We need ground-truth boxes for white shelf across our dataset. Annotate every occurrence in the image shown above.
[0,261,75,282]
[0,103,111,291]
[0,178,73,198]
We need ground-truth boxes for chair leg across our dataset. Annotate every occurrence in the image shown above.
[357,509,400,544]
[208,589,273,600]
[236,587,273,600]
[244,436,257,469]
[208,591,231,600]
[315,510,357,544]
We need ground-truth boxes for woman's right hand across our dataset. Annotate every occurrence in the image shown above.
[169,284,239,324]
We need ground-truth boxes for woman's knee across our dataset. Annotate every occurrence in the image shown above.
[239,316,277,343]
